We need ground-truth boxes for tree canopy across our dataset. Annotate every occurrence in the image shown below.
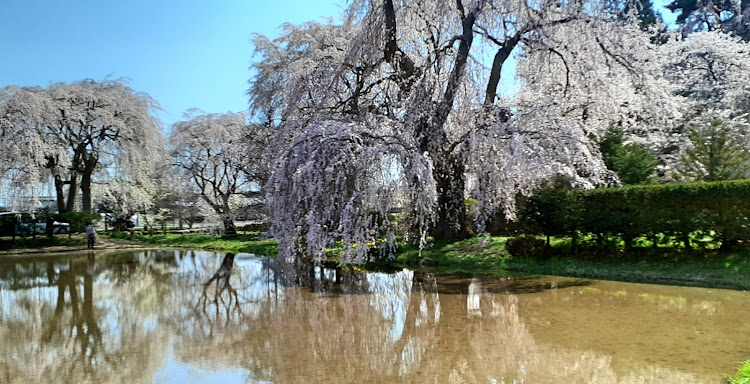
[666,0,750,39]
[248,0,694,263]
[0,79,163,213]
[170,111,269,235]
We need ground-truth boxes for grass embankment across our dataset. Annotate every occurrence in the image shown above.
[396,236,750,290]
[103,232,278,257]
[393,236,508,274]
[503,248,750,290]
[726,360,750,384]
[100,232,750,290]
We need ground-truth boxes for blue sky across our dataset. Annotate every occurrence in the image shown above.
[0,0,677,131]
[0,0,343,130]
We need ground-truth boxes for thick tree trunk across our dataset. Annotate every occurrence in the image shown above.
[382,3,476,240]
[623,233,634,251]
[46,217,54,239]
[55,177,66,213]
[682,232,692,250]
[80,154,97,213]
[432,154,469,240]
[222,216,237,236]
[429,10,476,240]
[199,193,237,236]
[81,171,92,212]
[53,173,78,213]
[66,174,78,213]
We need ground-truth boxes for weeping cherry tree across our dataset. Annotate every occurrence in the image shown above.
[249,0,685,263]
[170,111,270,236]
[0,79,164,213]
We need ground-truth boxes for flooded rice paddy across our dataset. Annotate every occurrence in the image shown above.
[1,249,749,383]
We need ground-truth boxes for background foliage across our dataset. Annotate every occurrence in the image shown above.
[519,180,750,250]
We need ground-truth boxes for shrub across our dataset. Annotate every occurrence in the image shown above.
[505,235,546,259]
[520,188,582,243]
[518,180,750,250]
[600,126,658,185]
[0,214,18,236]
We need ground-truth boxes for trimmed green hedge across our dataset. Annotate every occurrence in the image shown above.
[520,180,750,250]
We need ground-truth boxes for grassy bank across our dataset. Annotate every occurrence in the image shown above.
[502,250,750,290]
[97,232,750,290]
[726,360,750,384]
[392,235,750,290]
[103,232,279,257]
[391,236,509,274]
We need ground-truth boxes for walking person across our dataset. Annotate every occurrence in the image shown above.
[86,222,97,249]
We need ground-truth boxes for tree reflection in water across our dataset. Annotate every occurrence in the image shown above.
[173,267,711,384]
[0,250,745,383]
[197,253,243,320]
[0,251,169,384]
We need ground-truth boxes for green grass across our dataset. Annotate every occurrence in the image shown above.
[492,234,750,290]
[89,232,750,289]
[726,360,750,384]
[392,234,750,289]
[392,236,510,274]
[104,232,278,257]
[503,250,750,290]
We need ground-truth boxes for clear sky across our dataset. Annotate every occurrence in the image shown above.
[0,0,344,130]
[0,0,677,132]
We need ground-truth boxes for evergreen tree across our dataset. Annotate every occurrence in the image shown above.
[666,0,750,39]
[678,119,750,181]
[600,127,659,185]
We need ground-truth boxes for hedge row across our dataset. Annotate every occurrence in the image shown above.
[519,180,750,250]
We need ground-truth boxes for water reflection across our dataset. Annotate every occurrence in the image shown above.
[197,253,243,320]
[0,251,170,384]
[0,250,748,383]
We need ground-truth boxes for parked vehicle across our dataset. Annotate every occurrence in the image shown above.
[0,212,71,237]
[16,219,71,236]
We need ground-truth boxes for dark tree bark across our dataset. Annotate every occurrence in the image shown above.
[65,174,78,213]
[426,8,476,240]
[79,154,98,213]
[48,154,78,213]
[53,174,79,213]
[381,0,475,239]
[484,33,522,105]
[222,216,237,236]
[54,176,66,212]
[383,4,478,240]
[199,190,238,236]
[432,154,469,239]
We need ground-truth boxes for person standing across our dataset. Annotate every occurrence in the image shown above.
[86,222,97,249]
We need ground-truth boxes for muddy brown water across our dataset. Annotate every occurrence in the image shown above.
[1,249,748,383]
